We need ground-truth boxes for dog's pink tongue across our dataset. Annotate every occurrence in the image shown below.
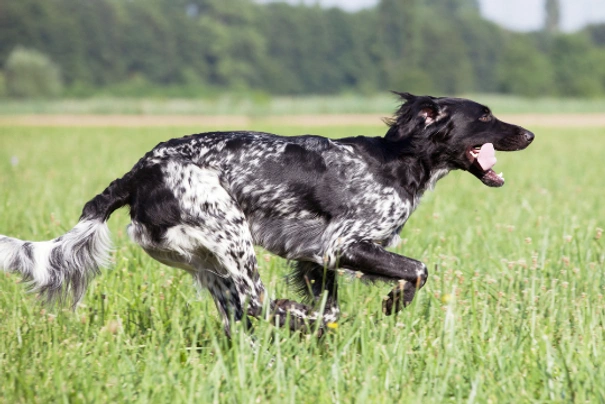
[477,143,497,171]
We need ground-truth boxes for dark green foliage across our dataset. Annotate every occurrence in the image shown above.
[0,71,6,97]
[458,17,507,93]
[4,46,63,98]
[0,0,603,97]
[587,23,605,46]
[550,33,605,97]
[259,5,383,94]
[497,35,555,97]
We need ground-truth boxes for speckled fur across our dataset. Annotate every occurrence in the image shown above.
[0,92,534,335]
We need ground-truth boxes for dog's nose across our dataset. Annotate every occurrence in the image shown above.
[523,130,535,144]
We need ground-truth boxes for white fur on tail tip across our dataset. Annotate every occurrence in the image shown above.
[0,220,112,305]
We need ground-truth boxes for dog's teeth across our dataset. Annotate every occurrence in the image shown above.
[497,172,504,179]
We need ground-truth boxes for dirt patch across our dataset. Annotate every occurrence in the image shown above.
[0,114,250,127]
[1,113,604,128]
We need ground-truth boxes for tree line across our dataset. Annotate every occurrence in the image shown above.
[1,0,604,98]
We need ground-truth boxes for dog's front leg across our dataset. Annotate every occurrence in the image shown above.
[339,241,428,315]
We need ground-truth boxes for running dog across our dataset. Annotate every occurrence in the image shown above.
[0,92,534,335]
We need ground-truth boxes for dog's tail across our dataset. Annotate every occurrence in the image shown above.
[0,175,132,307]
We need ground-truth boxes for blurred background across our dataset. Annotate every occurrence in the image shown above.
[0,0,604,109]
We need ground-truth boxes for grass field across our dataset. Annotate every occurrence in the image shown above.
[1,120,604,402]
[2,94,605,115]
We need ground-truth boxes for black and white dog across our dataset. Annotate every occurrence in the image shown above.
[0,93,534,335]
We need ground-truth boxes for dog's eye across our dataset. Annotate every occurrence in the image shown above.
[479,115,491,123]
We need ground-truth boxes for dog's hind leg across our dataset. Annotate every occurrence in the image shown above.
[129,163,334,335]
[197,254,337,335]
[130,213,266,337]
[190,245,335,335]
[288,261,340,324]
[193,271,260,337]
[136,220,336,335]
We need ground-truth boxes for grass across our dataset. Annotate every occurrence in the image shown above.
[0,122,604,402]
[1,94,605,115]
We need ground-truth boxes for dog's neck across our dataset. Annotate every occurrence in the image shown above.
[422,167,450,193]
[338,135,453,199]
[395,153,452,197]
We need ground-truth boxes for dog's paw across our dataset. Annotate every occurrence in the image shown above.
[271,299,326,335]
[382,280,416,316]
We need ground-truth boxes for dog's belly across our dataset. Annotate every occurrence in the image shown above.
[247,214,327,262]
[244,196,411,264]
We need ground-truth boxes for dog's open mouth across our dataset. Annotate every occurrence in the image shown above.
[466,143,505,187]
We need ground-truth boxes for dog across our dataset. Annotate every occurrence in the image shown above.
[0,92,534,336]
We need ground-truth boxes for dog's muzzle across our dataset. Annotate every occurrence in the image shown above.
[466,143,505,187]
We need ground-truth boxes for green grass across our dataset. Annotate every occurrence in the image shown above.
[1,94,605,115]
[1,123,604,402]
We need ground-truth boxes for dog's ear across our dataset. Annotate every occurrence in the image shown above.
[418,103,439,125]
[391,91,416,102]
[385,97,444,142]
[392,91,440,124]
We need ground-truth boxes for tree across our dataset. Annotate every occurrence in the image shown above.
[121,1,179,85]
[0,0,603,97]
[418,20,474,94]
[459,17,506,93]
[544,0,560,35]
[497,36,555,97]
[586,23,605,46]
[378,0,421,66]
[4,46,63,98]
[377,0,427,92]
[424,0,480,16]
[194,0,267,89]
[549,33,605,97]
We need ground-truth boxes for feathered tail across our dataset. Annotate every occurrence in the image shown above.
[0,175,131,307]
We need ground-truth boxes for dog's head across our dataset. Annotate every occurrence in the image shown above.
[385,92,534,187]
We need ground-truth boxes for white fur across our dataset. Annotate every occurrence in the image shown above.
[0,220,112,304]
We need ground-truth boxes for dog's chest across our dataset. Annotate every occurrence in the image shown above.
[356,188,412,247]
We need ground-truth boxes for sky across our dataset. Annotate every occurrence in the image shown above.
[257,0,605,32]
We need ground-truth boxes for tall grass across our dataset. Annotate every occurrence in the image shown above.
[1,94,605,115]
[0,124,604,402]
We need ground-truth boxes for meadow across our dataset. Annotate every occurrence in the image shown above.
[0,118,604,402]
[2,94,605,115]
